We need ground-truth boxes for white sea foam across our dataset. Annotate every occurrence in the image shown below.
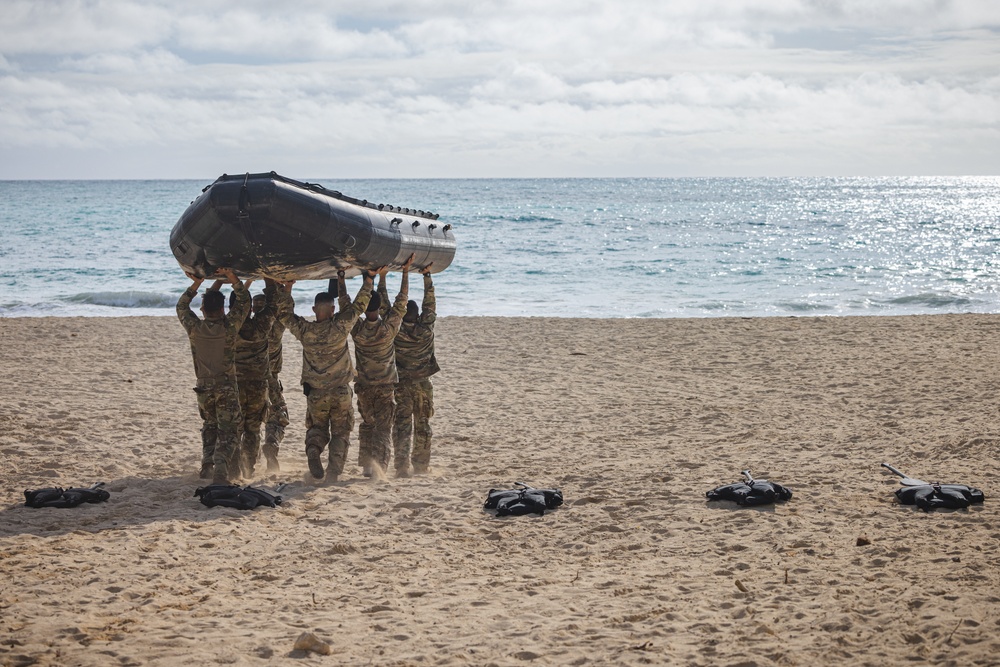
[63,291,180,309]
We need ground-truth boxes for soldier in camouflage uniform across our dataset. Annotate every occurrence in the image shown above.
[263,274,350,474]
[263,299,288,473]
[230,279,278,478]
[176,268,249,484]
[276,269,377,482]
[354,256,413,476]
[391,265,440,475]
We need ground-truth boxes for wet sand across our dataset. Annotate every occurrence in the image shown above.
[1,314,998,666]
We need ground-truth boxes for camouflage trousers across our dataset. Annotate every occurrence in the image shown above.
[264,374,289,459]
[356,384,395,473]
[305,384,354,477]
[393,379,434,473]
[235,378,269,476]
[195,381,242,482]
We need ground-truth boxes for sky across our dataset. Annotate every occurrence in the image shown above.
[1,0,999,179]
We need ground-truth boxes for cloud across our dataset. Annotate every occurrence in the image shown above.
[0,0,998,177]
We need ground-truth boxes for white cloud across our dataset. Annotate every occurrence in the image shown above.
[0,0,998,177]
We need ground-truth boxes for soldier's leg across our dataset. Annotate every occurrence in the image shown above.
[393,381,415,473]
[264,376,288,471]
[197,389,217,478]
[213,383,244,484]
[411,380,434,474]
[241,380,269,476]
[304,389,334,480]
[229,381,250,479]
[325,385,354,481]
[369,384,395,475]
[356,385,375,473]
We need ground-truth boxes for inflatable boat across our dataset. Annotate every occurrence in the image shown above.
[169,172,455,280]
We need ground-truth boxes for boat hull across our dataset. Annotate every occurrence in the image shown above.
[169,172,456,280]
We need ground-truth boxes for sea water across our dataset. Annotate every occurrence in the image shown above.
[1,176,999,318]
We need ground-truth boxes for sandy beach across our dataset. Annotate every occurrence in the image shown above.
[1,314,998,666]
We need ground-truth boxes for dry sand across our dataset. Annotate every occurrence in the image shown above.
[1,314,998,666]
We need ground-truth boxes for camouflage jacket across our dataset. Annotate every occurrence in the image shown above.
[277,281,373,390]
[394,274,440,381]
[352,287,408,386]
[176,281,250,384]
[234,284,277,381]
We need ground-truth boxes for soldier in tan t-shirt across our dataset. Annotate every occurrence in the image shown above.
[176,268,249,484]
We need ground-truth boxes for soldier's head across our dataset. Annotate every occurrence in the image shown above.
[364,291,381,321]
[202,289,225,318]
[313,291,334,321]
[252,294,266,314]
[403,299,419,323]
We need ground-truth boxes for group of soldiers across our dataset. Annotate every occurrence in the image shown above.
[176,256,439,486]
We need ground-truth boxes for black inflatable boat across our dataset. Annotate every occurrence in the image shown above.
[170,172,456,280]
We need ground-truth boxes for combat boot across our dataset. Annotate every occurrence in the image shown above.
[306,448,324,479]
[199,463,214,479]
[264,425,283,471]
[212,461,231,485]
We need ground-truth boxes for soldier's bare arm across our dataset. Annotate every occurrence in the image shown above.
[386,261,410,330]
[337,270,350,312]
[185,271,204,289]
[341,271,377,322]
[377,270,391,318]
[421,267,436,324]
[219,268,240,286]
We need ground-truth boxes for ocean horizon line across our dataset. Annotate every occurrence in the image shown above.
[2,174,998,183]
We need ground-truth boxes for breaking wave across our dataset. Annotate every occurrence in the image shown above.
[62,291,178,309]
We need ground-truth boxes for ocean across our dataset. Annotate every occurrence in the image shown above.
[1,176,999,318]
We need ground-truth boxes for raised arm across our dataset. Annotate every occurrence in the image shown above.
[386,255,413,328]
[275,280,306,339]
[377,266,391,318]
[420,263,436,324]
[255,278,278,328]
[222,269,250,326]
[337,270,351,312]
[176,273,204,332]
[338,269,377,325]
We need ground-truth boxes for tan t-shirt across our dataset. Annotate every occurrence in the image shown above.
[176,283,250,384]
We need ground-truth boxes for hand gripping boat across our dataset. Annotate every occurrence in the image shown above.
[170,172,456,280]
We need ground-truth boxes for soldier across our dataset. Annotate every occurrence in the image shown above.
[176,268,250,484]
[391,264,440,475]
[353,255,413,477]
[263,274,348,474]
[230,279,278,478]
[275,269,378,482]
